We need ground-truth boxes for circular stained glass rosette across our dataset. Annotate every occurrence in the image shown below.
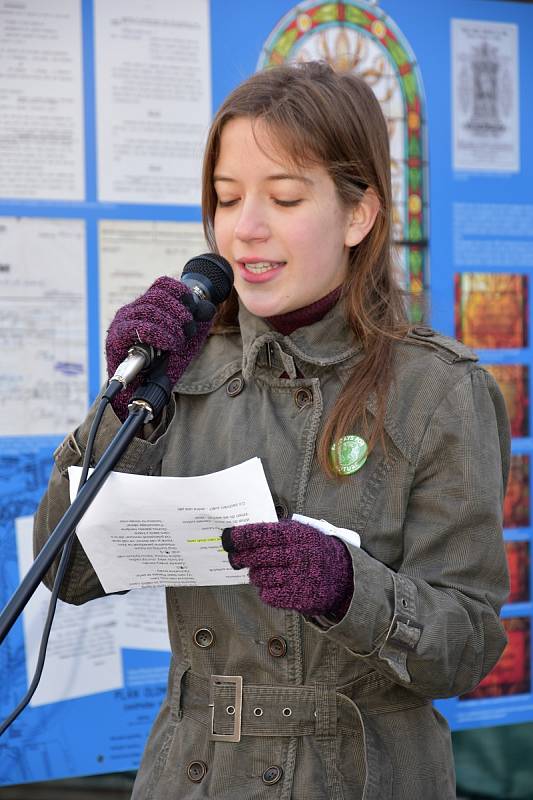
[257,1,429,323]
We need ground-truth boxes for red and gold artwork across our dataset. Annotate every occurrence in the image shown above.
[503,455,530,529]
[506,541,530,604]
[455,273,528,349]
[461,618,530,699]
[485,365,529,438]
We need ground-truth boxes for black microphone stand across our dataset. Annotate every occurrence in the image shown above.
[0,364,171,648]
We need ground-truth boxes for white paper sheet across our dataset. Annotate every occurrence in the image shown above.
[0,217,88,436]
[68,459,278,593]
[0,0,85,200]
[452,19,519,172]
[98,219,207,384]
[94,0,211,204]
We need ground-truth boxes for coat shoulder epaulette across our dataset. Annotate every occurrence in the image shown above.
[405,325,479,365]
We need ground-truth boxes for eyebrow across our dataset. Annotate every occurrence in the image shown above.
[213,173,314,185]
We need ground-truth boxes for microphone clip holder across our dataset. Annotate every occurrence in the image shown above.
[128,353,171,423]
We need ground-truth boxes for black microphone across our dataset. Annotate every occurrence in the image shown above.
[110,253,233,388]
[180,252,233,320]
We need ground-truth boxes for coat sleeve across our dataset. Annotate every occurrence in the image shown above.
[308,367,511,699]
[33,393,174,606]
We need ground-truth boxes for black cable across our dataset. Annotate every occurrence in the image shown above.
[0,392,114,737]
[0,532,78,736]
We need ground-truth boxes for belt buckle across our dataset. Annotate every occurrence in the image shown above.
[209,674,243,742]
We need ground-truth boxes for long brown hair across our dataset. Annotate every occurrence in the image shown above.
[202,61,409,477]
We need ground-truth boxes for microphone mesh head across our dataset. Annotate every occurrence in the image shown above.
[182,254,233,304]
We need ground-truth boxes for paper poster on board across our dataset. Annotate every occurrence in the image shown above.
[0,217,88,435]
[93,0,211,205]
[452,18,519,172]
[0,0,85,200]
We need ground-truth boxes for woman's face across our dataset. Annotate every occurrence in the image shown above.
[213,117,361,318]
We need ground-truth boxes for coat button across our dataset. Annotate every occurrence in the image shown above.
[227,376,244,396]
[187,760,208,782]
[268,636,287,658]
[262,765,283,785]
[294,387,313,408]
[274,500,289,519]
[412,325,434,337]
[193,627,215,648]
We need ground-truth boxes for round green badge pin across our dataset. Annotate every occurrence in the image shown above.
[330,435,368,475]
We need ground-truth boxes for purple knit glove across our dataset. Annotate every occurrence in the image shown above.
[221,520,354,617]
[105,276,211,420]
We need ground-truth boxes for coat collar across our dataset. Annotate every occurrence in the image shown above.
[174,300,412,460]
[176,299,361,392]
[239,300,361,381]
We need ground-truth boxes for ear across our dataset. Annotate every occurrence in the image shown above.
[344,188,380,248]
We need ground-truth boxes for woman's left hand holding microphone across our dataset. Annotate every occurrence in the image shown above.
[105,277,212,421]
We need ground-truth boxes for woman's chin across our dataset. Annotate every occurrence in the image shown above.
[238,294,292,319]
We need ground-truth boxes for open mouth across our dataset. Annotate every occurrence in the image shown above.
[241,261,285,274]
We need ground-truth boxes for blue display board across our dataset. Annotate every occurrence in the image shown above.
[1,0,532,785]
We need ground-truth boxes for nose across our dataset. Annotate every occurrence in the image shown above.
[233,198,269,243]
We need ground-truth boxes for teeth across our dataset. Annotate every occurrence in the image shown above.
[243,261,283,274]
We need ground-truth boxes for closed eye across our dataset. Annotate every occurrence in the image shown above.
[217,198,239,207]
[217,198,302,208]
[274,199,303,207]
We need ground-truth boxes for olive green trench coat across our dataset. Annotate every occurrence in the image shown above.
[34,302,510,799]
